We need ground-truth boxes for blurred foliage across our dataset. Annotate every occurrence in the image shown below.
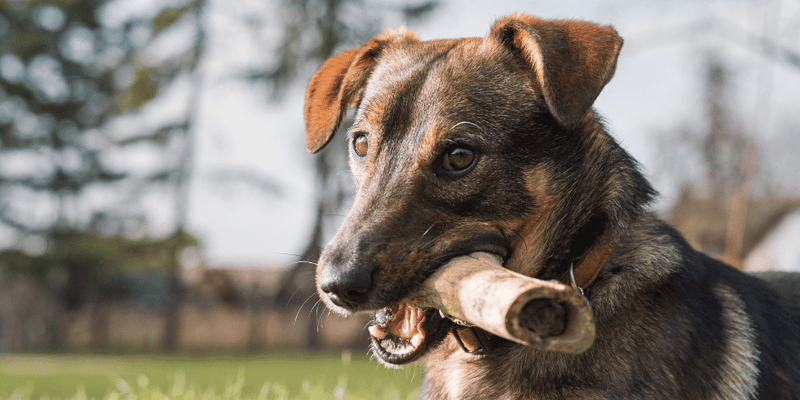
[117,65,160,111]
[0,0,205,259]
[0,229,199,307]
[0,0,207,349]
[1,0,140,233]
[152,5,192,35]
[1,230,198,279]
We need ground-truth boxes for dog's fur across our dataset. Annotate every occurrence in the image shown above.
[303,13,800,399]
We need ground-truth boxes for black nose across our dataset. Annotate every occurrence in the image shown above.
[319,264,374,308]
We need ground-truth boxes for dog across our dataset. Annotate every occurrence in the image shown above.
[303,13,800,399]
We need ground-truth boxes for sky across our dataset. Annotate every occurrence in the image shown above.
[167,0,800,268]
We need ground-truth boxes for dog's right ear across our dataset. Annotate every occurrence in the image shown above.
[304,28,419,153]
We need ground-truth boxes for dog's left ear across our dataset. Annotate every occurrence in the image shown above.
[304,27,419,153]
[490,14,623,128]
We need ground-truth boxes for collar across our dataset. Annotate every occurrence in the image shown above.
[451,324,494,353]
[571,242,614,290]
[450,243,614,354]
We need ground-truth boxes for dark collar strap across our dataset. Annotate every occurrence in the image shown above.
[450,325,494,354]
[571,242,613,289]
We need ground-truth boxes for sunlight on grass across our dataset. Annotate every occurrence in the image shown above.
[0,352,423,400]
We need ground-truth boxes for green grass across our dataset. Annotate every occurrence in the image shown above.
[0,352,423,400]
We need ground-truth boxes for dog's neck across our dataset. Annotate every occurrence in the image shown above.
[504,113,655,285]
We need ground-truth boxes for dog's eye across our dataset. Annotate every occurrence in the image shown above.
[353,134,369,157]
[441,147,476,173]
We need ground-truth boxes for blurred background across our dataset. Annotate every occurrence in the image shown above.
[0,0,798,380]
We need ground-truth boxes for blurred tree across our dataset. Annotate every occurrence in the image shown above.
[662,56,776,260]
[631,2,800,268]
[0,0,156,349]
[0,0,126,243]
[0,0,206,350]
[658,51,800,266]
[251,0,438,349]
[114,0,209,351]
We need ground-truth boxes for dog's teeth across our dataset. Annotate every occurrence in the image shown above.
[369,325,388,339]
[411,333,423,347]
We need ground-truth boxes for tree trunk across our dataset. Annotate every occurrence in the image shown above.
[163,0,206,352]
[162,260,182,351]
[89,292,109,350]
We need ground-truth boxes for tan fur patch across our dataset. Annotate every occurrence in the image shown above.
[504,164,557,276]
[712,284,760,400]
[441,350,467,399]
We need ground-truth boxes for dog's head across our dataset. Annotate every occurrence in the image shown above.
[304,14,650,366]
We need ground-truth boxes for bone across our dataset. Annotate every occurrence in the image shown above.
[405,252,596,354]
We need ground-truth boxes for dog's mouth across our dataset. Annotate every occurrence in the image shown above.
[366,246,508,366]
[368,302,451,366]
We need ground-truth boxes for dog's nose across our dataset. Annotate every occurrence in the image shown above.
[319,265,373,308]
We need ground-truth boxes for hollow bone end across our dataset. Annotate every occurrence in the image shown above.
[507,285,596,353]
[411,252,596,353]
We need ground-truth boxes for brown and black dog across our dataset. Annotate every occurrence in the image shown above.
[303,13,800,399]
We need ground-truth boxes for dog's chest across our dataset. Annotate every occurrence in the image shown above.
[423,346,540,400]
[425,351,512,400]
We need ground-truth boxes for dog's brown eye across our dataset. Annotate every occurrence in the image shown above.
[353,134,368,157]
[442,147,475,172]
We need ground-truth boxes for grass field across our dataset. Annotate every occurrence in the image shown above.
[0,352,424,400]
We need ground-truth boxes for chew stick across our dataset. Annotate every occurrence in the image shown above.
[406,252,596,354]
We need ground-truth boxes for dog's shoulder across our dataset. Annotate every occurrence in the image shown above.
[594,214,800,399]
[652,216,800,398]
[712,258,800,398]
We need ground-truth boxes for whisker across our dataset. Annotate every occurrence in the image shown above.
[317,307,332,331]
[285,276,317,305]
[412,221,438,246]
[419,229,451,251]
[267,252,305,259]
[418,221,491,251]
[308,298,324,331]
[293,292,319,327]
[281,260,319,268]
[360,318,375,338]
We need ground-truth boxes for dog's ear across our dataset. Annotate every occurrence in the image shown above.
[490,14,623,128]
[304,27,419,153]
